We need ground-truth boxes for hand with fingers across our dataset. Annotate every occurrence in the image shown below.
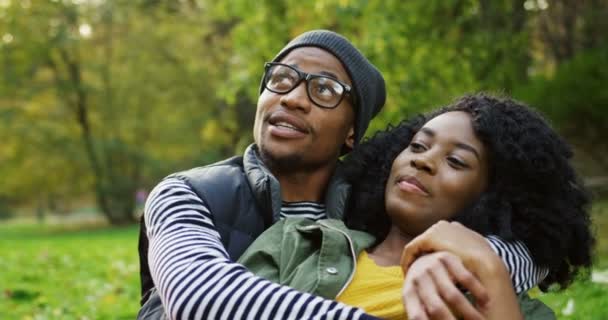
[400,221,524,320]
[402,251,487,320]
[400,221,496,276]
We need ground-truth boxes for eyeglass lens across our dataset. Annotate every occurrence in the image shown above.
[265,64,345,108]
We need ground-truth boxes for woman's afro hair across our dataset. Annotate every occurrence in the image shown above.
[343,93,595,291]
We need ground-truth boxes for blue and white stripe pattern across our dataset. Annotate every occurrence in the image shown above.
[486,235,548,293]
[280,201,328,221]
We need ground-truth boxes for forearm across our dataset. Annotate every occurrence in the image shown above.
[475,255,524,320]
[146,178,378,320]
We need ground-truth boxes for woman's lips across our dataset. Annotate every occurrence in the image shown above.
[397,177,430,196]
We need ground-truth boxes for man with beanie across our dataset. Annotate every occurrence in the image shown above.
[137,30,387,320]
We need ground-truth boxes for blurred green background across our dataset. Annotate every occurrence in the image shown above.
[0,0,607,319]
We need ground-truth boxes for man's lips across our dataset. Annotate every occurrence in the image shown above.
[267,111,310,137]
[396,176,430,196]
[268,112,308,133]
[273,121,303,131]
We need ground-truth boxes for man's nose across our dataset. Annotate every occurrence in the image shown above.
[279,82,312,113]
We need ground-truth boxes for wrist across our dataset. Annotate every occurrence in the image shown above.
[471,252,509,284]
[476,255,523,320]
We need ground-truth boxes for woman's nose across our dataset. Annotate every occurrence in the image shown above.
[410,156,437,175]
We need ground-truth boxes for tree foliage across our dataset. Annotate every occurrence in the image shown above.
[1,0,606,223]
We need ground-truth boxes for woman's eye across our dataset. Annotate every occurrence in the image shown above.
[409,142,426,152]
[447,157,468,169]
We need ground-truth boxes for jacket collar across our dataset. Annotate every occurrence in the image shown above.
[243,144,282,222]
[242,144,351,222]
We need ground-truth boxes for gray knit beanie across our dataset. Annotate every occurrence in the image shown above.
[260,30,386,147]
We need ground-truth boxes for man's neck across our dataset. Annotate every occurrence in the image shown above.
[273,163,337,202]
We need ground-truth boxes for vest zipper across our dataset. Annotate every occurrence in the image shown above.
[264,178,274,226]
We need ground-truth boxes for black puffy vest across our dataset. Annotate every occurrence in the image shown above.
[137,145,350,305]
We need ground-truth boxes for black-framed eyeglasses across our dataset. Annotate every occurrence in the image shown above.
[262,62,353,109]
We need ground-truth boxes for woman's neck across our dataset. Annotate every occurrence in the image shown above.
[368,225,415,267]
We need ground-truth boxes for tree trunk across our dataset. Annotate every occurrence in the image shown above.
[49,43,137,225]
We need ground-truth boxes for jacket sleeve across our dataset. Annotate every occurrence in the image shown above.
[517,293,556,320]
[144,177,380,320]
[486,235,549,293]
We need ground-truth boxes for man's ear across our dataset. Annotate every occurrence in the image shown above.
[344,126,355,149]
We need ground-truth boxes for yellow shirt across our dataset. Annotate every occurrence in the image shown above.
[336,251,406,320]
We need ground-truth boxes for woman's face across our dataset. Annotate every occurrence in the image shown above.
[385,111,489,237]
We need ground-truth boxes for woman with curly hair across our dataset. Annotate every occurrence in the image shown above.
[238,94,594,320]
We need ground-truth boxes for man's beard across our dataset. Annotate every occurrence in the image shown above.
[259,147,322,174]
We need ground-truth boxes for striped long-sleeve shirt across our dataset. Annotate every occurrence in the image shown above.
[486,235,548,293]
[145,177,545,320]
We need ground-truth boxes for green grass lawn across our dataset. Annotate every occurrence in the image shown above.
[0,223,140,319]
[1,201,607,319]
[533,200,608,319]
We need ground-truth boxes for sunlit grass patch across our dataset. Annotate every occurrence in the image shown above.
[534,278,608,319]
[0,223,140,319]
[533,199,608,319]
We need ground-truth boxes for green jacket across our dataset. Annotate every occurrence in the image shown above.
[238,217,555,320]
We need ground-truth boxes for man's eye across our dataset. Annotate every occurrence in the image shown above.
[312,78,340,99]
[316,84,337,96]
[272,72,294,83]
[269,73,296,90]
